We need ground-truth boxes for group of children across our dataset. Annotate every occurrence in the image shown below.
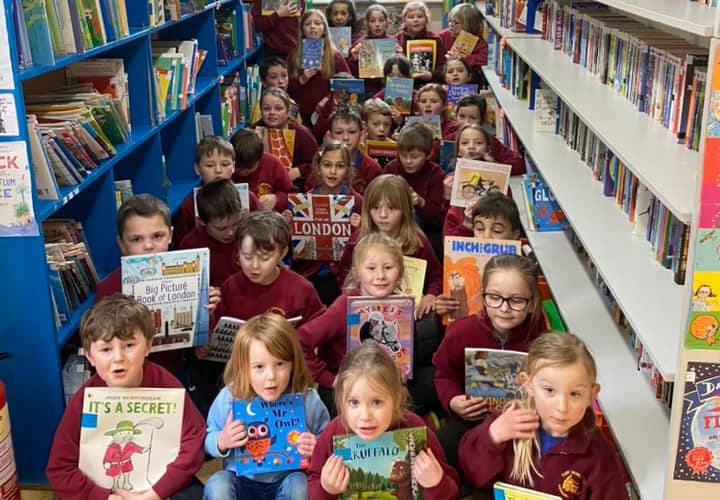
[43,1,630,499]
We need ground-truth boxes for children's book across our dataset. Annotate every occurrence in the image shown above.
[450,30,480,58]
[261,0,299,16]
[401,256,426,306]
[493,481,562,499]
[358,38,396,79]
[232,393,308,474]
[288,194,354,261]
[330,78,364,114]
[257,126,295,171]
[366,139,397,168]
[346,296,414,380]
[301,38,323,70]
[533,88,558,133]
[447,83,478,113]
[329,26,352,57]
[521,173,567,232]
[443,236,521,324]
[384,77,414,115]
[405,115,442,140]
[465,348,527,412]
[79,387,184,493]
[121,248,210,351]
[439,140,456,173]
[193,182,249,218]
[406,39,437,77]
[333,426,427,500]
[450,158,512,208]
[206,315,303,362]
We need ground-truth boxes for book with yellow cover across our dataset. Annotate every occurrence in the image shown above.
[406,39,437,76]
[401,256,426,305]
[258,127,296,171]
[493,481,561,499]
[450,30,480,58]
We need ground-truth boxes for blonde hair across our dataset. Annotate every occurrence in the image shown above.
[483,254,542,327]
[416,83,450,120]
[511,332,597,486]
[314,139,353,192]
[362,98,393,120]
[224,314,312,400]
[345,232,405,292]
[401,1,430,24]
[289,10,336,80]
[361,174,423,254]
[448,3,482,35]
[334,344,409,432]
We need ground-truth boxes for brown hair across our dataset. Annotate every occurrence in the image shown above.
[196,179,243,223]
[236,210,290,251]
[456,94,488,123]
[455,123,494,160]
[470,191,522,234]
[344,232,405,292]
[224,313,312,400]
[230,128,263,170]
[448,3,483,35]
[482,254,542,326]
[397,121,434,155]
[361,98,393,121]
[416,83,450,121]
[314,140,353,192]
[116,194,171,236]
[195,135,235,164]
[80,294,154,352]
[288,10,336,80]
[329,109,364,130]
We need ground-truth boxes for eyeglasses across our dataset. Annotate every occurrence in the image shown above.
[482,293,530,311]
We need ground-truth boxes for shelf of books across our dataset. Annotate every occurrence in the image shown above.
[595,0,718,37]
[475,0,544,39]
[0,0,261,484]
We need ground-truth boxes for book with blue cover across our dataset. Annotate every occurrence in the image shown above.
[465,348,527,412]
[384,77,414,115]
[301,38,323,69]
[329,26,351,57]
[521,173,567,232]
[330,78,364,114]
[447,83,478,113]
[358,38,396,78]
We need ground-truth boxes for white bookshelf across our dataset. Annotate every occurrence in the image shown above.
[505,37,699,223]
[475,1,544,39]
[485,68,684,380]
[511,178,670,500]
[596,0,716,37]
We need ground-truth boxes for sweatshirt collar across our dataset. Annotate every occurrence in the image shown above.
[541,407,597,456]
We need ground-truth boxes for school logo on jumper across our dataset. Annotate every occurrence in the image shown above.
[558,469,583,499]
[256,183,273,196]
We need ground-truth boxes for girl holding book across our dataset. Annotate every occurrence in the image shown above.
[439,3,488,69]
[415,83,458,142]
[252,0,305,58]
[347,4,398,97]
[204,313,330,500]
[287,9,351,122]
[393,1,445,83]
[459,332,627,499]
[308,344,460,499]
[325,0,359,42]
[433,254,547,471]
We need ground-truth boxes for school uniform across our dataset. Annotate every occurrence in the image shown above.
[232,152,296,211]
[287,51,351,120]
[491,136,526,175]
[178,225,240,287]
[347,34,394,97]
[438,28,489,68]
[252,121,318,181]
[251,0,306,57]
[393,28,446,82]
[384,158,448,229]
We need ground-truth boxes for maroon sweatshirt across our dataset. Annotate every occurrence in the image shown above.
[433,309,547,413]
[384,158,447,228]
[251,0,305,57]
[304,151,381,195]
[491,136,525,176]
[308,412,460,500]
[232,152,296,211]
[443,206,474,238]
[287,50,351,119]
[459,408,628,499]
[178,225,240,287]
[428,117,459,164]
[46,362,205,500]
[438,28,489,68]
[394,28,446,81]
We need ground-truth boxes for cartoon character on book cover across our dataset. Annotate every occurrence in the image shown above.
[465,349,527,412]
[450,159,511,209]
[288,194,354,261]
[673,361,720,483]
[685,312,720,349]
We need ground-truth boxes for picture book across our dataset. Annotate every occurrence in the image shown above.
[450,158,512,208]
[521,173,567,232]
[366,139,397,168]
[465,349,528,412]
[439,140,456,173]
[261,0,299,16]
[257,127,295,171]
[685,312,720,350]
[450,30,480,58]
[405,115,442,140]
[406,39,437,76]
[384,77,414,115]
[232,393,308,475]
[534,88,558,133]
[333,426,427,500]
[0,141,39,237]
[301,38,323,70]
[358,38,396,79]
[79,387,185,493]
[288,194,354,261]
[672,361,720,482]
[401,256,426,306]
[193,183,249,218]
[443,236,521,324]
[206,315,303,363]
[447,84,479,113]
[346,296,415,380]
[493,481,562,499]
[329,26,352,57]
[330,78,365,114]
[121,248,210,351]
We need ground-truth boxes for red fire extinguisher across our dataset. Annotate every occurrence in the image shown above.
[0,353,20,500]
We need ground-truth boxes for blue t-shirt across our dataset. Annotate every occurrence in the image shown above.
[539,427,564,455]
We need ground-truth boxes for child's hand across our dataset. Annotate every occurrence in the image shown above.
[445,51,459,60]
[443,174,453,201]
[207,286,221,313]
[412,448,443,489]
[463,205,474,230]
[296,431,317,457]
[434,294,460,315]
[489,400,539,445]
[300,69,320,85]
[217,411,248,454]
[395,43,404,54]
[391,128,400,141]
[416,294,436,319]
[109,494,123,500]
[350,43,361,60]
[321,454,350,495]
[350,213,361,228]
[258,194,278,211]
[282,209,293,225]
[276,0,298,18]
[390,106,403,126]
[194,345,210,359]
[410,190,425,208]
[449,395,488,420]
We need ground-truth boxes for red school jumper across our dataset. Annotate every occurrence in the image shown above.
[232,152,296,211]
[438,28,489,68]
[178,225,240,287]
[287,50,351,119]
[251,0,305,57]
[384,158,448,228]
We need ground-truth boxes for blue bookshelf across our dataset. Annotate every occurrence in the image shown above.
[0,0,260,484]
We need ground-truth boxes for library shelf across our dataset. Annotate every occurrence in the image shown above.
[219,44,263,78]
[168,180,201,215]
[56,292,97,347]
[595,0,715,37]
[475,0,544,39]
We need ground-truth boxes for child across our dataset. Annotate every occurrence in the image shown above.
[415,83,458,143]
[308,344,460,499]
[259,57,302,124]
[252,0,304,58]
[439,3,488,69]
[445,189,521,240]
[287,9,351,121]
[348,4,394,96]
[204,313,330,499]
[393,2,445,83]
[325,0,358,41]
[459,332,627,498]
[444,57,474,85]
[178,179,243,287]
[46,294,205,500]
[362,98,395,142]
[230,128,296,212]
[311,72,361,141]
[433,254,547,470]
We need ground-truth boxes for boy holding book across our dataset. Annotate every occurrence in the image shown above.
[46,294,206,500]
[362,98,397,142]
[443,190,522,239]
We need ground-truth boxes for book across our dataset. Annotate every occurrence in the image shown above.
[332,426,427,500]
[521,173,567,232]
[405,115,442,140]
[330,78,364,114]
[21,0,56,67]
[449,158,512,208]
[365,139,397,168]
[193,182,249,218]
[232,393,308,474]
[121,248,210,352]
[78,387,185,492]
[443,236,521,323]
[384,77,414,115]
[346,296,414,380]
[358,38,396,79]
[258,127,295,171]
[0,141,40,237]
[329,26,351,57]
[401,256,426,305]
[534,88,558,133]
[465,348,528,412]
[439,140,456,173]
[493,481,562,499]
[206,315,303,362]
[406,39,437,77]
[114,179,133,209]
[447,84,478,113]
[288,194,354,261]
[450,30,479,58]
[301,38,323,70]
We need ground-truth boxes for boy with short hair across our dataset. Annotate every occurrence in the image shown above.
[230,128,296,211]
[362,98,395,142]
[443,190,522,239]
[259,57,301,123]
[46,294,206,500]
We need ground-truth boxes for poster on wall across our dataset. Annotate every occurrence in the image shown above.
[0,141,38,237]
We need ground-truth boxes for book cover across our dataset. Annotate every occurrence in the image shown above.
[384,77,414,115]
[672,361,720,482]
[405,115,442,140]
[0,141,40,237]
[260,127,295,171]
[450,30,479,58]
[521,173,567,232]
[301,38,323,70]
[332,426,427,500]
[401,256,426,306]
[78,387,185,492]
[534,89,558,133]
[330,78,364,114]
[493,481,562,499]
[443,236,521,323]
[21,0,56,67]
[447,84,478,113]
[465,348,527,412]
[206,315,303,362]
[450,158,512,208]
[232,393,308,474]
[329,26,351,57]
[346,296,414,380]
[439,140,456,173]
[288,194,354,261]
[121,248,210,351]
[366,139,397,168]
[358,38,396,79]
[406,39,437,77]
